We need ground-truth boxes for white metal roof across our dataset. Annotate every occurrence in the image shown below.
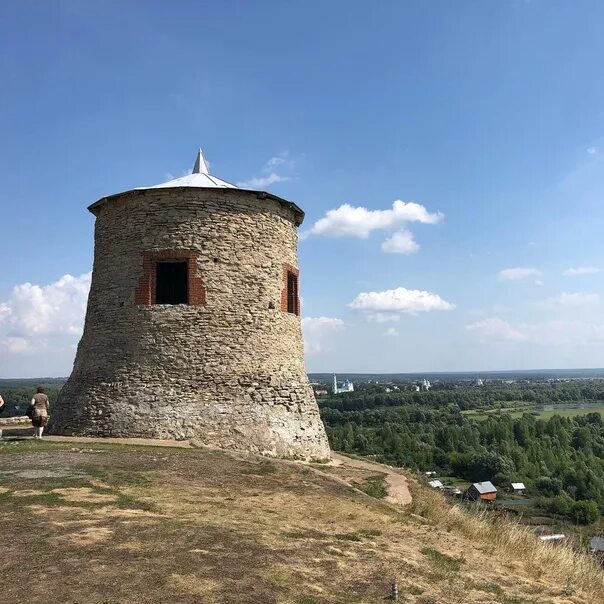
[539,534,566,541]
[87,149,306,226]
[139,149,239,190]
[590,536,604,551]
[428,480,444,489]
[511,482,526,490]
[471,481,497,494]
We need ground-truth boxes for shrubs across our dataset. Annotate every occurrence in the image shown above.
[535,476,563,496]
[540,493,573,516]
[538,495,599,525]
[572,500,599,525]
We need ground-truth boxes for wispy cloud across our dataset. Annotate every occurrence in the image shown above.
[301,316,345,354]
[498,267,542,283]
[467,317,604,346]
[537,292,600,311]
[237,152,295,188]
[563,266,600,276]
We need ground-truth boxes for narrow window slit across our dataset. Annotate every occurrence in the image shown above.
[287,271,299,315]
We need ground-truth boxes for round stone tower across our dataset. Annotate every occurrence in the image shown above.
[50,150,330,460]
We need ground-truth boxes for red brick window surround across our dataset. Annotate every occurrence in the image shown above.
[135,250,206,306]
[281,263,300,316]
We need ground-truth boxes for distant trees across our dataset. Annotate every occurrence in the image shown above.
[320,382,604,524]
[319,380,604,413]
[0,381,63,416]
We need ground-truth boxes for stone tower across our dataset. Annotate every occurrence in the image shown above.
[50,150,330,460]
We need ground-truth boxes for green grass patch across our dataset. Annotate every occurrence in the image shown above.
[114,492,158,511]
[354,474,388,499]
[421,546,463,573]
[80,465,151,488]
[470,581,504,596]
[333,529,381,542]
[241,462,277,476]
[0,490,103,509]
[284,529,329,540]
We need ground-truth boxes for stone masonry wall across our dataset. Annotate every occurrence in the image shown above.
[49,188,330,460]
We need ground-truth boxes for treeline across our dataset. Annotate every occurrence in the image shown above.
[319,380,604,412]
[321,404,604,522]
[0,380,64,416]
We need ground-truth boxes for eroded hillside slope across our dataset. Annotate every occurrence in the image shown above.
[0,438,602,603]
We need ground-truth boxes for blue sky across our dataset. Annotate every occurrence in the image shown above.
[1,0,604,376]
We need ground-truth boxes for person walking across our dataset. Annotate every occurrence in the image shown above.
[0,393,4,438]
[29,386,50,439]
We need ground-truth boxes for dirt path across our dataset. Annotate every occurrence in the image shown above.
[330,452,412,506]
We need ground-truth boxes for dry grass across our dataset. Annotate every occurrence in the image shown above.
[0,439,602,603]
[409,483,604,602]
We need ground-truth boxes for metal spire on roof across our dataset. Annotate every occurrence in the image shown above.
[192,148,209,175]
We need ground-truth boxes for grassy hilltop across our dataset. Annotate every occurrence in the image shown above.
[0,436,602,603]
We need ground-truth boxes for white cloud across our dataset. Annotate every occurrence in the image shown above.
[367,313,401,323]
[349,287,455,318]
[237,152,294,188]
[3,336,32,354]
[466,317,604,346]
[381,229,420,254]
[563,266,600,276]
[302,199,443,240]
[301,316,344,355]
[0,303,11,322]
[383,327,399,337]
[587,147,598,155]
[0,272,91,357]
[498,267,543,282]
[538,292,600,311]
[237,173,291,188]
[466,318,526,342]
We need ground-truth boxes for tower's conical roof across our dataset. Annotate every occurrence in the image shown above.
[88,149,305,225]
[140,149,239,190]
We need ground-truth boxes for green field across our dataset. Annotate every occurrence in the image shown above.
[463,404,604,421]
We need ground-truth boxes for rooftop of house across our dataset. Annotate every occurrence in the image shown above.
[471,481,497,494]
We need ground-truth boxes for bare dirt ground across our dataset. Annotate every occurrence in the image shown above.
[0,433,601,603]
[329,452,412,506]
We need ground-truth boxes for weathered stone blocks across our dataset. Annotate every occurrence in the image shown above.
[49,187,330,460]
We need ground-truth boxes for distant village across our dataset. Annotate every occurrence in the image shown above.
[310,373,604,562]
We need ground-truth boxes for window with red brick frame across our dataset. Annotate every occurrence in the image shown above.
[135,250,206,306]
[281,263,300,316]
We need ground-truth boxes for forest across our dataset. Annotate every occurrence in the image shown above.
[320,380,604,526]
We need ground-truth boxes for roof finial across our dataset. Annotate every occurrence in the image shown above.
[193,148,209,175]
